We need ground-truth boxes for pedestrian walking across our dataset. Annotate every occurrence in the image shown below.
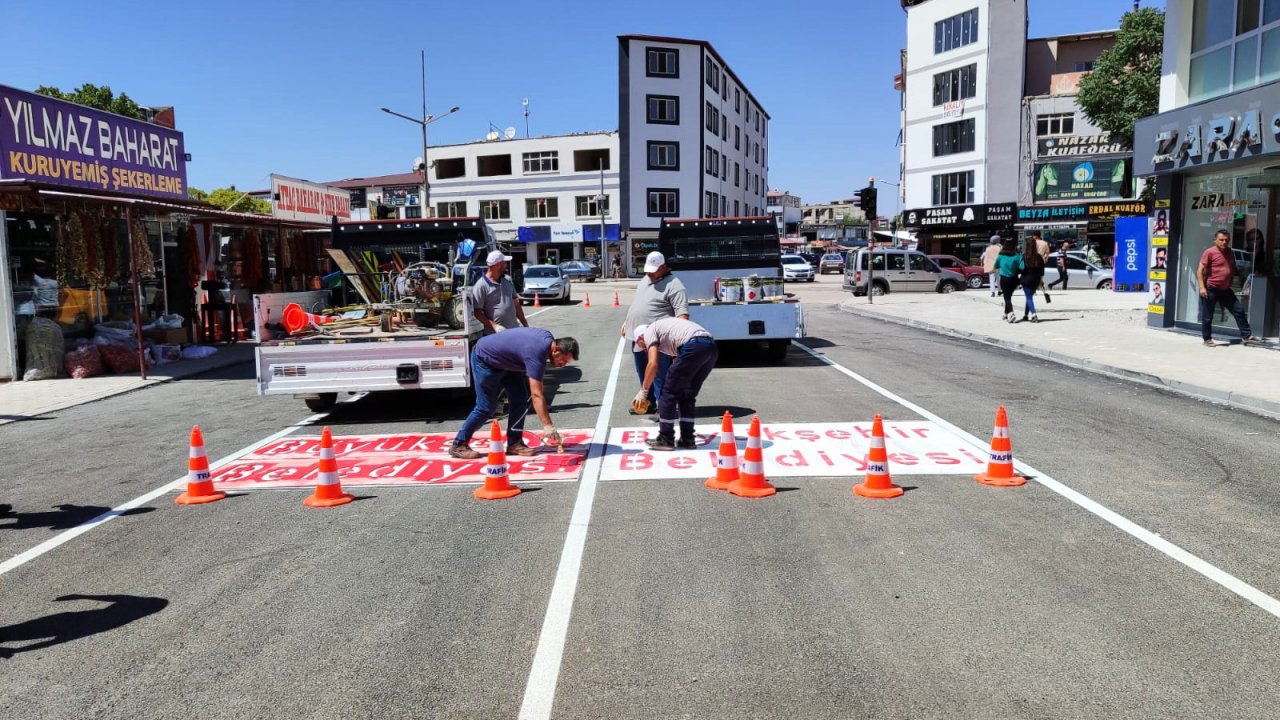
[1048,240,1072,291]
[995,238,1023,323]
[611,256,622,279]
[1020,241,1046,322]
[1198,229,1262,347]
[448,327,578,459]
[621,251,689,414]
[982,235,1002,297]
[469,250,527,335]
[1030,231,1052,304]
[632,318,718,451]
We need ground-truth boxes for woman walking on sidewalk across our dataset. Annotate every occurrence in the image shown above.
[1020,241,1046,322]
[995,238,1024,323]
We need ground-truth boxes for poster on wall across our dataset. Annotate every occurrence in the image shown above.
[1032,157,1130,202]
[1113,216,1149,292]
[1148,280,1166,314]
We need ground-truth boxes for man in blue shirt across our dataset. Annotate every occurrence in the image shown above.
[449,327,579,459]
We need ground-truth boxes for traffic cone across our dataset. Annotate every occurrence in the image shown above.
[854,415,903,499]
[975,406,1027,487]
[304,426,354,507]
[475,420,521,500]
[728,416,775,498]
[705,411,740,490]
[583,293,591,308]
[612,291,620,307]
[533,292,541,309]
[176,425,226,505]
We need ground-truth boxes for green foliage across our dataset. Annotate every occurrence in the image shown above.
[1076,7,1164,148]
[189,186,272,214]
[35,83,143,119]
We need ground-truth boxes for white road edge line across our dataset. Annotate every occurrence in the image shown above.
[0,409,333,579]
[795,342,1280,621]
[519,335,626,720]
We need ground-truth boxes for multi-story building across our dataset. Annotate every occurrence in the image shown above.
[799,199,868,248]
[618,34,770,275]
[767,189,803,236]
[324,131,620,267]
[899,0,1025,258]
[1134,0,1280,340]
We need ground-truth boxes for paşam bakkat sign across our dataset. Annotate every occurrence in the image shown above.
[0,84,187,199]
[270,174,352,223]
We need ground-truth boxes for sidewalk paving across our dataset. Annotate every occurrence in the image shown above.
[839,288,1280,420]
[0,343,256,426]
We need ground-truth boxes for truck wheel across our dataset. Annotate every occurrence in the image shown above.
[767,339,790,362]
[447,296,466,329]
[304,393,338,413]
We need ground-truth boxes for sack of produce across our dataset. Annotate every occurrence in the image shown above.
[22,318,64,381]
[64,345,104,379]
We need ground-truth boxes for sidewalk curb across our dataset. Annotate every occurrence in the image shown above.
[839,303,1280,421]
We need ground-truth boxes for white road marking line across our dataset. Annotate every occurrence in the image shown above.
[795,342,1280,621]
[0,414,323,579]
[519,336,626,720]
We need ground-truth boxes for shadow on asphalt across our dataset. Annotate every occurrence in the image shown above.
[696,405,758,420]
[0,503,155,531]
[0,414,55,423]
[0,594,168,659]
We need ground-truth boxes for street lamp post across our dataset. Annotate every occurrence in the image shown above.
[596,160,607,273]
[381,51,459,218]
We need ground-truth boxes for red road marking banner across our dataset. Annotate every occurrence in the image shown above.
[601,422,989,481]
[211,429,591,490]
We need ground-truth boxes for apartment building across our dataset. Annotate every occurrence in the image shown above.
[767,189,803,236]
[618,34,770,275]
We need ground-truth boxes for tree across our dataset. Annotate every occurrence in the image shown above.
[35,83,143,119]
[1077,7,1164,149]
[188,186,272,214]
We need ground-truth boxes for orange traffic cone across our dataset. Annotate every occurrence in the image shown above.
[475,420,521,500]
[612,291,620,307]
[176,425,226,505]
[975,406,1027,487]
[304,426,354,507]
[854,415,904,499]
[583,293,591,308]
[705,411,741,490]
[533,292,541,309]
[728,416,776,498]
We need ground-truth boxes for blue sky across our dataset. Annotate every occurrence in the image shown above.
[1,0,1162,206]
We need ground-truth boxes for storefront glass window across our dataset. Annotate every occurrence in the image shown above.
[1178,170,1269,332]
[1261,26,1280,81]
[1190,47,1233,101]
[1235,34,1260,86]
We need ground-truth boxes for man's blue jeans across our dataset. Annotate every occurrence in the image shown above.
[634,348,671,405]
[1200,286,1252,341]
[454,356,531,448]
[657,337,718,442]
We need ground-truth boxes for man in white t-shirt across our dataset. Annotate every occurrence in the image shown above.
[632,317,717,451]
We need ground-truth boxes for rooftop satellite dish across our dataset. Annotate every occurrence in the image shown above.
[486,130,500,141]
[522,98,529,106]
[413,156,424,171]
[504,127,516,140]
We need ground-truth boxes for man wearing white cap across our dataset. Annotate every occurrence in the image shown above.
[632,317,717,451]
[621,251,688,414]
[470,250,526,336]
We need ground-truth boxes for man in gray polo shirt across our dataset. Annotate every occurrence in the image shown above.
[621,251,688,413]
[470,250,527,335]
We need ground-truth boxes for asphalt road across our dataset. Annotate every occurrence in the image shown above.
[1,276,1278,719]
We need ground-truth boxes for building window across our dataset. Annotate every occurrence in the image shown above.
[734,200,740,217]
[705,191,718,217]
[646,47,679,77]
[522,151,559,174]
[735,162,740,186]
[647,95,679,124]
[935,8,980,54]
[705,102,719,133]
[647,141,679,170]
[932,63,978,105]
[721,196,727,217]
[525,197,558,219]
[735,88,741,113]
[1189,0,1280,102]
[734,125,741,150]
[722,115,728,140]
[1075,61,1094,72]
[705,146,719,176]
[481,199,510,221]
[705,57,720,91]
[722,155,728,179]
[404,206,422,219]
[933,119,976,156]
[931,170,976,206]
[1036,113,1075,136]
[648,188,679,217]
[576,194,608,218]
[436,201,466,217]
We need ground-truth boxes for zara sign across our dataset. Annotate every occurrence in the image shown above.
[1133,82,1280,176]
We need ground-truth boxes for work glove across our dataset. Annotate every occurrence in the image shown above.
[491,323,506,333]
[544,425,563,446]
[631,390,651,415]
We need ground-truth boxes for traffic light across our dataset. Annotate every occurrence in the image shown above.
[860,186,878,220]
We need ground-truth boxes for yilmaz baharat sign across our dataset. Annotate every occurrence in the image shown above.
[0,84,187,200]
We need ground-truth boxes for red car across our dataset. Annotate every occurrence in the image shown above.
[929,255,986,289]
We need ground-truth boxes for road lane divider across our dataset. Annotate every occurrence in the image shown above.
[795,341,1280,622]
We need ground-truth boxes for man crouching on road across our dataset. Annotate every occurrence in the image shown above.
[632,318,717,451]
[449,328,578,459]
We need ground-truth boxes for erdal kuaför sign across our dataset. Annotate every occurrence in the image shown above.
[0,84,187,199]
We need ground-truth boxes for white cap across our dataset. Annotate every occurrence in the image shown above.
[633,324,648,344]
[643,251,666,273]
[486,250,513,266]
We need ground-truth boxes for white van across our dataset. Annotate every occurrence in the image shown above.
[842,248,967,296]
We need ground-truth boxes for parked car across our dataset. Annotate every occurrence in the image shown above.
[519,264,571,304]
[819,252,846,274]
[781,254,815,282]
[842,248,966,296]
[928,254,987,289]
[798,252,820,269]
[1045,253,1114,290]
[558,260,599,282]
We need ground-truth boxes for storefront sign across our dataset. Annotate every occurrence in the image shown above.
[903,203,1016,228]
[1113,216,1149,292]
[1037,134,1125,157]
[1133,81,1280,176]
[1016,201,1148,223]
[1032,158,1130,201]
[270,174,351,224]
[381,185,419,206]
[0,84,187,199]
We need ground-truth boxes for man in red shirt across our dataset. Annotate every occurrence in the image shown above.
[1198,230,1261,346]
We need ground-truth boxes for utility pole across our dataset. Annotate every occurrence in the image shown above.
[381,52,459,220]
[598,160,607,270]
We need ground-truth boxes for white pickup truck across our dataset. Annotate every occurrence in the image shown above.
[659,217,804,362]
[254,217,514,411]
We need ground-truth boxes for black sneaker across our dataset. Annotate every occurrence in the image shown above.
[645,437,676,451]
[448,443,482,459]
[676,438,698,450]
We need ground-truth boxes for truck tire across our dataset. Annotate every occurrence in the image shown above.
[767,339,790,362]
[447,296,466,329]
[304,393,338,413]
